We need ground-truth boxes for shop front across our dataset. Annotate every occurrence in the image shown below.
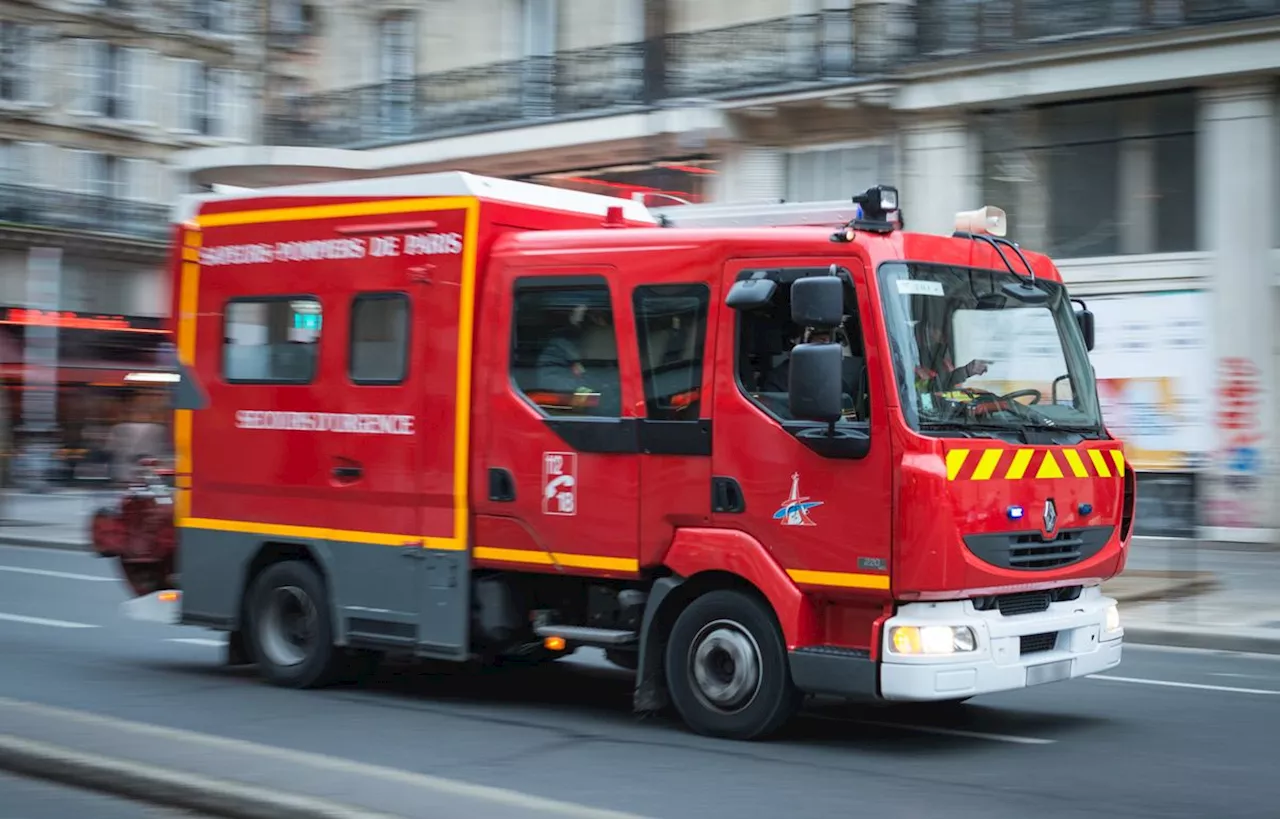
[0,307,173,487]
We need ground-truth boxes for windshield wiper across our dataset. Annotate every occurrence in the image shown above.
[919,421,1018,440]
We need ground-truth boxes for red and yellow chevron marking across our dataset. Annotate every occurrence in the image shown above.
[945,447,1125,481]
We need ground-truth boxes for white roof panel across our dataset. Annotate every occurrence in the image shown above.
[174,171,657,226]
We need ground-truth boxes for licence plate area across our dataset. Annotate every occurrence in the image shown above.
[1026,659,1072,686]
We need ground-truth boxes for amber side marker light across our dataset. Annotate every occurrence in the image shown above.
[158,591,180,603]
[543,635,567,652]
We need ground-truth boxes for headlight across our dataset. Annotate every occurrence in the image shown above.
[889,625,977,655]
[1105,604,1121,633]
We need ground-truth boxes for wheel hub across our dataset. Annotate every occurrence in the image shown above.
[689,619,762,713]
[259,585,317,667]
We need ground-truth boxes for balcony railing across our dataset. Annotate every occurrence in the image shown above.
[266,3,1280,149]
[0,184,170,243]
[916,0,1280,56]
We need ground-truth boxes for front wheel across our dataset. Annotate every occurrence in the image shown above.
[664,590,800,740]
[246,560,345,688]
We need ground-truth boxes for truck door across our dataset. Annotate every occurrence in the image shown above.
[710,259,893,613]
[473,268,643,578]
[630,282,719,567]
[325,209,475,659]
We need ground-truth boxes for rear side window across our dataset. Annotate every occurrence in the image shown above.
[633,284,710,420]
[349,293,410,384]
[223,297,321,384]
[510,277,621,418]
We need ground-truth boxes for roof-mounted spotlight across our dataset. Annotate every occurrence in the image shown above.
[832,185,901,241]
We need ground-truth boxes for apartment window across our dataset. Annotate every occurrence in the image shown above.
[379,13,415,81]
[0,22,31,102]
[349,293,410,384]
[223,298,322,383]
[785,143,896,203]
[632,284,710,421]
[981,91,1198,258]
[511,278,621,418]
[185,63,233,136]
[191,0,235,34]
[75,151,125,201]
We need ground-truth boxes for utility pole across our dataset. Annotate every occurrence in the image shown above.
[259,0,272,144]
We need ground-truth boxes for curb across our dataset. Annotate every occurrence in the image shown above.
[0,535,89,552]
[1104,572,1219,606]
[1124,625,1280,656]
[0,733,402,819]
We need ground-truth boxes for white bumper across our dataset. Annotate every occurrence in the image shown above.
[879,585,1122,701]
[119,590,182,625]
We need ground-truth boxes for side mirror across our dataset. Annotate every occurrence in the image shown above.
[1076,309,1095,352]
[171,362,209,411]
[790,276,843,328]
[726,278,777,311]
[788,343,844,423]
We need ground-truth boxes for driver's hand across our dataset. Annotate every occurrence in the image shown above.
[965,359,990,377]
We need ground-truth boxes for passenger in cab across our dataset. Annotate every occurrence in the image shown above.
[913,320,989,392]
[535,304,621,415]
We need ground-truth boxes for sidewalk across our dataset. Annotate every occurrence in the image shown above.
[2,489,1278,654]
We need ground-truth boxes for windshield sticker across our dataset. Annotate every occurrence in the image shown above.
[773,473,823,526]
[896,279,945,297]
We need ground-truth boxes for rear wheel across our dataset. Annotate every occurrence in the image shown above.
[246,560,345,688]
[664,590,800,740]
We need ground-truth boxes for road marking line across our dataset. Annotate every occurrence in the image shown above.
[1090,674,1280,696]
[0,565,114,582]
[166,638,225,647]
[0,613,98,629]
[0,696,654,819]
[809,715,1054,745]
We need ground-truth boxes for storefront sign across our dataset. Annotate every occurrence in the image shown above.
[0,308,167,334]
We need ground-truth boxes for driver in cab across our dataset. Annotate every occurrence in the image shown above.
[914,320,990,393]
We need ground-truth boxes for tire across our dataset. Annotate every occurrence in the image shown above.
[664,589,800,740]
[245,560,344,689]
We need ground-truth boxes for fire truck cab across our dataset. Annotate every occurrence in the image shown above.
[140,172,1130,740]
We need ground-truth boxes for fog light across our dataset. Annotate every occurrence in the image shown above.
[889,625,977,655]
[1105,605,1120,633]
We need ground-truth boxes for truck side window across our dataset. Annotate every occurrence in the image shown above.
[633,284,710,420]
[735,268,869,423]
[510,279,621,418]
[223,297,321,384]
[349,293,409,384]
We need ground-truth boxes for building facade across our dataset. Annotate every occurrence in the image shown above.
[178,0,1280,540]
[1,0,258,479]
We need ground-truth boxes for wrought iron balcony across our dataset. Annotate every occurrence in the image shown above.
[0,184,170,243]
[916,0,1280,56]
[265,2,1280,150]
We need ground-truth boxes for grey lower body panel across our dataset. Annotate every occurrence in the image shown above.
[177,528,470,659]
[788,646,879,699]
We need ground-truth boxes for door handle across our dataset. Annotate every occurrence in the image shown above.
[332,464,363,481]
[712,476,746,514]
[488,467,516,502]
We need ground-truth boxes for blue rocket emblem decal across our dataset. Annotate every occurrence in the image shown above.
[773,473,823,526]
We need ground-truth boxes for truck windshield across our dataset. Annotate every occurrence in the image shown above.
[877,262,1104,437]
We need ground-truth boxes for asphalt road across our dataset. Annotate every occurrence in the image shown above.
[2,544,1279,819]
[0,770,204,818]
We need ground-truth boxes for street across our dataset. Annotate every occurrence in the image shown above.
[0,770,203,818]
[1,542,1279,819]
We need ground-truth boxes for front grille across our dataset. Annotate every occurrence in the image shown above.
[972,585,1082,616]
[1020,632,1058,655]
[964,526,1113,571]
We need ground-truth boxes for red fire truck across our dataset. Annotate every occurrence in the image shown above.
[98,172,1132,740]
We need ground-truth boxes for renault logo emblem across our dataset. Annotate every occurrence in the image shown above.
[1043,498,1058,534]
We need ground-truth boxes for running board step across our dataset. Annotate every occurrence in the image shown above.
[533,625,638,647]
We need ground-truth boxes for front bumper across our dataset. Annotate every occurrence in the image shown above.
[879,585,1122,701]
